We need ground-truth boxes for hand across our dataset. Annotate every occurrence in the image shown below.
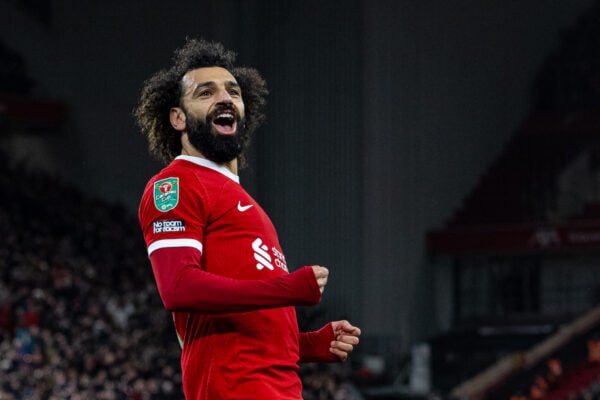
[330,320,361,361]
[311,266,329,294]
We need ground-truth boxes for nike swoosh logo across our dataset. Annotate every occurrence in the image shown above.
[237,201,254,212]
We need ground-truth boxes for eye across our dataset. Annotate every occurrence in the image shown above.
[229,89,241,97]
[199,89,212,97]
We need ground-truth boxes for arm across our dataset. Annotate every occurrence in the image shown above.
[150,246,323,313]
[299,323,338,363]
[299,320,361,363]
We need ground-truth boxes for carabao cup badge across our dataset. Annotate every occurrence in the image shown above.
[154,177,179,212]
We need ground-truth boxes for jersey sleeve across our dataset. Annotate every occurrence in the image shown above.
[139,171,207,256]
[150,246,322,312]
[299,323,339,363]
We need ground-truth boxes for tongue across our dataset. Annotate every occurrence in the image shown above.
[212,121,236,135]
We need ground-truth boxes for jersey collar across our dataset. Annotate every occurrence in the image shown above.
[175,155,240,183]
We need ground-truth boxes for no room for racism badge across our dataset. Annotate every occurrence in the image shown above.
[154,177,179,212]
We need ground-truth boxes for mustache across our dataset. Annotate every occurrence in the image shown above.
[214,103,235,112]
[209,103,240,119]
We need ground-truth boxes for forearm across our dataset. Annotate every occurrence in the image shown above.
[150,247,322,313]
[299,323,338,363]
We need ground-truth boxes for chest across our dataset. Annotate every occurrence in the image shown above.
[201,185,289,277]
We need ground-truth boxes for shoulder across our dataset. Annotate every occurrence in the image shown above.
[139,162,206,218]
[145,161,209,195]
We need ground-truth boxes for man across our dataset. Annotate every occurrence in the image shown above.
[134,38,361,400]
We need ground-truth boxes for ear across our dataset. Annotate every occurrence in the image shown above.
[170,107,186,131]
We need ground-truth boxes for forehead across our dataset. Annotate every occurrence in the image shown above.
[181,66,237,90]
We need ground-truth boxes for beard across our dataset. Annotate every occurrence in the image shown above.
[185,107,245,164]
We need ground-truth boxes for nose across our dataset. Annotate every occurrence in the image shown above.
[215,88,233,103]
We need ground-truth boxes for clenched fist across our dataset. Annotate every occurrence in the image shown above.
[311,266,329,293]
[330,320,361,361]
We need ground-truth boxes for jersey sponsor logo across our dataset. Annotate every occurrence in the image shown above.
[154,177,179,212]
[252,238,288,272]
[271,246,288,272]
[153,219,185,233]
[237,201,254,212]
[252,238,274,270]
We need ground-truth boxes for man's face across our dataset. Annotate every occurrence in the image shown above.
[179,67,246,163]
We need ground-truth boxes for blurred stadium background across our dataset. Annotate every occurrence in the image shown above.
[3,0,600,399]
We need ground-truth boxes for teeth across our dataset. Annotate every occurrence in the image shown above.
[216,113,234,120]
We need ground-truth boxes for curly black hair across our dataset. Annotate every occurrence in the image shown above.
[133,38,268,166]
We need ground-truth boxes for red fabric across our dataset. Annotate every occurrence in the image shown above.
[138,156,330,400]
[150,247,321,312]
[299,323,338,363]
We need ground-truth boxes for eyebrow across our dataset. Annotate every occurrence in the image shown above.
[191,80,241,97]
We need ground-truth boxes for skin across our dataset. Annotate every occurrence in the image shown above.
[169,66,360,361]
[170,66,245,174]
[331,320,361,361]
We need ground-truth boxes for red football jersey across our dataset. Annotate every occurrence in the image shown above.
[139,155,324,400]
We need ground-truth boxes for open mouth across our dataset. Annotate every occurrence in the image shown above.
[211,111,237,135]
